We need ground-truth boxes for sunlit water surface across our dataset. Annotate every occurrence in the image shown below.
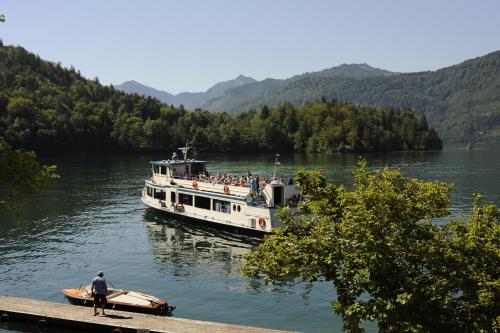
[1,145,499,333]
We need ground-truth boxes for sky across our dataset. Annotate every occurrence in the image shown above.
[1,0,499,94]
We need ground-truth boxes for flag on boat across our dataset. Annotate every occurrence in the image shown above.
[275,154,281,166]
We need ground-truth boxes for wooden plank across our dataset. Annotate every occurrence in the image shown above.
[0,296,293,333]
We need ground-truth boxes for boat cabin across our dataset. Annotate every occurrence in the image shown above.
[150,149,207,180]
[150,159,207,180]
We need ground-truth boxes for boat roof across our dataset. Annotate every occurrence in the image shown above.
[150,159,207,166]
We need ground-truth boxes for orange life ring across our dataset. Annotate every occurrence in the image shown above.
[175,203,184,212]
[192,180,199,190]
[223,185,230,195]
[258,217,266,229]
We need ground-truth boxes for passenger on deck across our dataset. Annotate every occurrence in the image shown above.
[250,177,257,196]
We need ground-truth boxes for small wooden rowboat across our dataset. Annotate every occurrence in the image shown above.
[62,284,175,315]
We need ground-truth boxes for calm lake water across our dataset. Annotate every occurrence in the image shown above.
[1,145,499,333]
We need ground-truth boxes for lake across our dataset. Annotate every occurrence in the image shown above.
[1,145,499,333]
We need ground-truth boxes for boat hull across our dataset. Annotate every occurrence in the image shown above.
[144,205,269,237]
[62,287,174,316]
[141,193,282,233]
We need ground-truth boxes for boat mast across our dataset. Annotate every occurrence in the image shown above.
[178,146,190,161]
[272,153,279,180]
[178,141,190,161]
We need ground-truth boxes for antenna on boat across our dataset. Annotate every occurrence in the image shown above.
[273,153,280,180]
[178,140,190,161]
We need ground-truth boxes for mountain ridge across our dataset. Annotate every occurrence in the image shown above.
[203,51,500,143]
[115,75,256,109]
[202,63,396,113]
[116,63,394,111]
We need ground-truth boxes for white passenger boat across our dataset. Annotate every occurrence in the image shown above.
[141,147,299,233]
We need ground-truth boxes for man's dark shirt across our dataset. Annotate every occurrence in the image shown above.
[92,276,107,295]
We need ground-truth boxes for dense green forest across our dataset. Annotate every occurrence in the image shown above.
[0,45,441,154]
[203,51,500,143]
[201,64,396,114]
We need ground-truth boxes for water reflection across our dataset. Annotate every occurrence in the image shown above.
[144,209,259,278]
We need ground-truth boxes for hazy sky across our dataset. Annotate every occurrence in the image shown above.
[1,0,499,94]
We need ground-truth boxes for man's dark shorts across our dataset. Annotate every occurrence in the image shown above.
[94,293,107,307]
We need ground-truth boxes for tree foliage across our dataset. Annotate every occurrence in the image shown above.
[205,51,500,144]
[0,45,441,154]
[0,139,59,213]
[242,163,499,332]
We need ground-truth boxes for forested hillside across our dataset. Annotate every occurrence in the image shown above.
[0,45,440,154]
[205,52,500,143]
[202,64,395,114]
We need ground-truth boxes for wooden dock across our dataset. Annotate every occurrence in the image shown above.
[0,296,293,333]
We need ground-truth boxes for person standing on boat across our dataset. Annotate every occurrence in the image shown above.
[91,271,107,316]
[250,177,257,197]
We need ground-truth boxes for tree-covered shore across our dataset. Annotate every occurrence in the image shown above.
[0,45,441,154]
[203,50,500,144]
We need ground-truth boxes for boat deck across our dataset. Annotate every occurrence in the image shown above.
[0,296,292,333]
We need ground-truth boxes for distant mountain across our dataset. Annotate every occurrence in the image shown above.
[115,75,256,110]
[202,64,396,113]
[116,80,174,102]
[201,78,286,115]
[295,63,395,79]
[203,52,500,143]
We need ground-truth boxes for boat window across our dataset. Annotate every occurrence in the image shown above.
[153,189,166,200]
[179,193,193,206]
[171,191,176,203]
[153,165,159,174]
[160,166,167,175]
[237,205,241,212]
[195,196,211,210]
[213,199,231,213]
[232,204,236,211]
[147,187,153,197]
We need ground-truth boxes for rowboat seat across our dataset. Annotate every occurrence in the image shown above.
[109,291,157,307]
[107,290,128,299]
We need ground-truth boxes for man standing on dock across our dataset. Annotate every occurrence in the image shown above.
[91,271,107,316]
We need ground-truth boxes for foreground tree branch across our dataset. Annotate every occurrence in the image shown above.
[0,139,59,213]
[242,161,499,332]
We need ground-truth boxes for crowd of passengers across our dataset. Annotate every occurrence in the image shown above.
[193,171,299,206]
[193,170,265,189]
[187,170,292,189]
